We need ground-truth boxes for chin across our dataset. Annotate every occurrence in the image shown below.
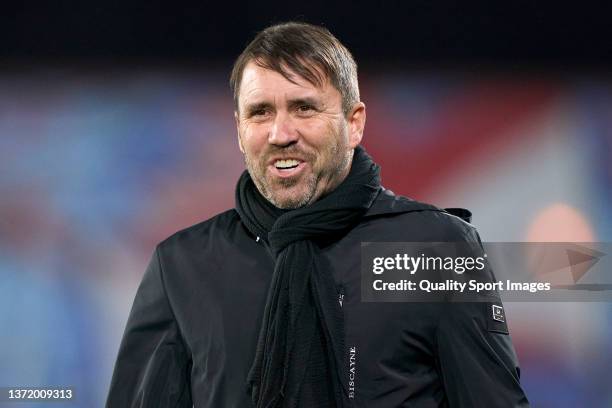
[265,177,317,208]
[269,188,314,209]
[271,195,308,209]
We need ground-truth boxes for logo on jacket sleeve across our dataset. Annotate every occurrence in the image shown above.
[492,305,505,322]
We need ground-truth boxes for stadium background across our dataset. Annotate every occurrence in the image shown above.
[1,3,611,407]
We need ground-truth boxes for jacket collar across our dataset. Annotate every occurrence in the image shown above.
[363,187,439,217]
[365,187,473,223]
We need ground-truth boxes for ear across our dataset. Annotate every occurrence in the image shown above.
[346,102,366,148]
[235,111,245,154]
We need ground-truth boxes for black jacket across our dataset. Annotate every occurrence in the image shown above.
[107,188,529,407]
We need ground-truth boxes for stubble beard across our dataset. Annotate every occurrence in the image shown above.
[242,134,352,210]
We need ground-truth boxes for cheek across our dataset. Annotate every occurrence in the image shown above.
[321,120,346,152]
[300,117,339,145]
[240,123,268,154]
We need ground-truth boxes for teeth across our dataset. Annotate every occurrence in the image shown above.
[275,159,301,169]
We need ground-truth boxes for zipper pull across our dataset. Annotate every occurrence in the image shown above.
[338,285,345,308]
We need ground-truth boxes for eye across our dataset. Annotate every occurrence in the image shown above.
[297,104,315,114]
[249,108,270,118]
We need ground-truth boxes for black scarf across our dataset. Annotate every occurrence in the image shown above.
[235,146,381,408]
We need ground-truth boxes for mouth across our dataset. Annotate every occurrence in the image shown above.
[274,158,301,170]
[268,158,307,179]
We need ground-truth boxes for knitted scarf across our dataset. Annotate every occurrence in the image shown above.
[235,146,381,408]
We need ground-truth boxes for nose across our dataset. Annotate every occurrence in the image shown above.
[268,110,299,146]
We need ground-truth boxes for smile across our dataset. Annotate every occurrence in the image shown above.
[274,159,301,170]
[268,160,307,179]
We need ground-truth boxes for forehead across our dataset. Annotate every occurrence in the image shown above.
[238,61,339,106]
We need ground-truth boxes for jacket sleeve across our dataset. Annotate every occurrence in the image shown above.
[436,301,530,407]
[106,247,192,408]
[435,229,530,407]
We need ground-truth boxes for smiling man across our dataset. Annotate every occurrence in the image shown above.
[107,22,529,407]
[234,43,363,210]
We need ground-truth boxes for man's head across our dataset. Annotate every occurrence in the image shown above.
[230,22,366,209]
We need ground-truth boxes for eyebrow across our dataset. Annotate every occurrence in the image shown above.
[243,101,274,115]
[287,97,321,110]
[243,96,323,115]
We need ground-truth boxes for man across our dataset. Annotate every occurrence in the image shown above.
[107,22,529,407]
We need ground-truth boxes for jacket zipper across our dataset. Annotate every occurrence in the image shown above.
[338,285,345,308]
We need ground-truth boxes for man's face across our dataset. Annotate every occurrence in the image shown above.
[235,61,365,209]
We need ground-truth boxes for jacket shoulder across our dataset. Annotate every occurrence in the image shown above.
[157,209,241,252]
[364,188,480,243]
[402,206,480,242]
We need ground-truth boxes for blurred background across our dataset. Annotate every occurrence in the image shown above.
[1,2,611,407]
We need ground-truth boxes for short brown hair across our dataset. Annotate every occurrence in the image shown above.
[230,22,360,115]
